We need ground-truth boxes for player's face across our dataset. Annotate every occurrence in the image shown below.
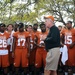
[33,25,38,31]
[40,25,46,32]
[66,22,72,29]
[19,27,24,32]
[27,26,32,32]
[7,25,13,31]
[0,26,5,32]
[14,24,18,28]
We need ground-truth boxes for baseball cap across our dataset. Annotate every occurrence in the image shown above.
[44,15,54,22]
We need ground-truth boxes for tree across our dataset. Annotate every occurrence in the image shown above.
[0,0,75,26]
[33,0,75,25]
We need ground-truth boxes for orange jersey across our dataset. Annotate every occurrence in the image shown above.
[61,28,75,66]
[61,28,75,46]
[32,31,41,46]
[28,32,35,50]
[13,31,29,49]
[33,31,40,36]
[0,31,9,49]
[35,31,48,68]
[37,31,48,47]
[28,32,35,43]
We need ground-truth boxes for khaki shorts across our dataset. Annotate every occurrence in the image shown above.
[45,47,60,71]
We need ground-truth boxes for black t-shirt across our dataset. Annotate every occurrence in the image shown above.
[44,25,60,51]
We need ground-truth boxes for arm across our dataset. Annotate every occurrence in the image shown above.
[33,35,38,49]
[69,42,75,49]
[60,34,65,47]
[12,37,16,58]
[44,29,59,43]
[26,36,30,57]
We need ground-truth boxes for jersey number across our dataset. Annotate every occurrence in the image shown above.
[0,39,7,48]
[17,38,26,46]
[65,36,72,44]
